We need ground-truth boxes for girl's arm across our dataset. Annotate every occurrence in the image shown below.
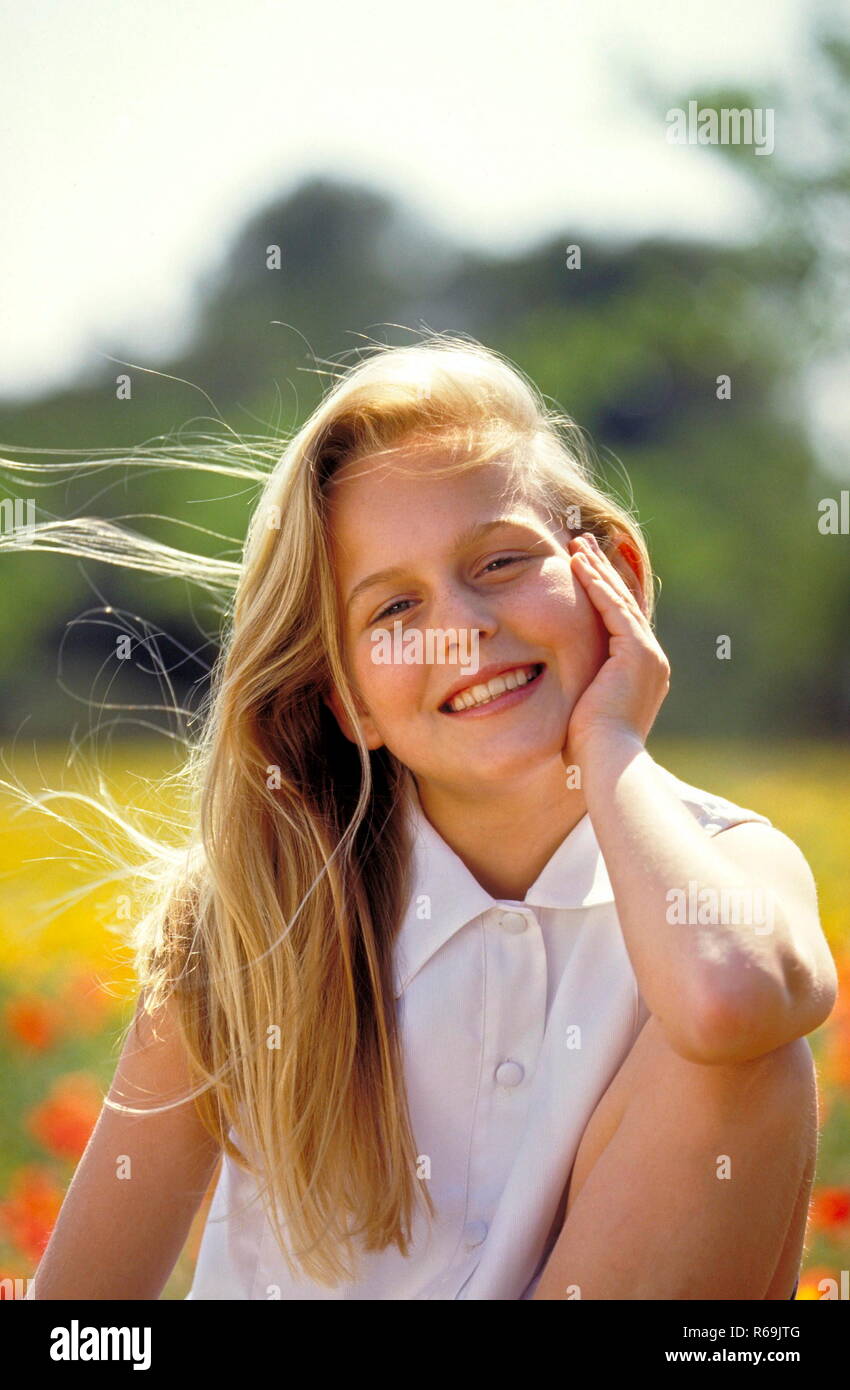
[28,990,222,1300]
[565,532,837,1065]
[579,730,837,1065]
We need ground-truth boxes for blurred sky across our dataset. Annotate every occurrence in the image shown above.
[0,0,829,400]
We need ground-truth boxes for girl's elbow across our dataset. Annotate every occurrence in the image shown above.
[784,939,839,1035]
[682,972,829,1065]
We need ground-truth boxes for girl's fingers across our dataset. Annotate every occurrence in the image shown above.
[571,539,642,619]
[571,551,646,639]
[576,535,651,627]
[582,534,644,609]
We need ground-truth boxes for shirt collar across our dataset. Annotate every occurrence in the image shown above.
[392,780,615,996]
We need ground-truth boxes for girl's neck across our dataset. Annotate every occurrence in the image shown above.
[411,765,588,902]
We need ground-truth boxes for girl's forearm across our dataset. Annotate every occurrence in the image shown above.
[576,731,804,1064]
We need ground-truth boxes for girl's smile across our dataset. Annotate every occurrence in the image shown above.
[438,660,546,715]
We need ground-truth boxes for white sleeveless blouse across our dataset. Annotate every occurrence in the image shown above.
[185,764,771,1300]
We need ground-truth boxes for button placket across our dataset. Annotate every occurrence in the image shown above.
[455,905,546,1271]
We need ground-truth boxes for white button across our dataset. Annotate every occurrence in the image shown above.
[498,910,527,933]
[462,1220,488,1249]
[495,1060,525,1087]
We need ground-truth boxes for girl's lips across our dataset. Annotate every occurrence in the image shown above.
[439,663,545,717]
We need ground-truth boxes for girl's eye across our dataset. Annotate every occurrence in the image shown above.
[370,556,528,623]
[372,598,414,624]
[481,555,527,574]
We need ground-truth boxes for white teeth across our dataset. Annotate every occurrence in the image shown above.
[446,664,539,712]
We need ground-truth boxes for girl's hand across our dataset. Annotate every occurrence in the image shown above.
[564,532,671,761]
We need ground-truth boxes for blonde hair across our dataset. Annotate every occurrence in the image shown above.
[0,332,655,1285]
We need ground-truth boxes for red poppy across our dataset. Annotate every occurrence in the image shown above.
[808,1186,850,1233]
[26,1073,102,1162]
[4,994,63,1051]
[0,1165,65,1263]
[796,1265,849,1300]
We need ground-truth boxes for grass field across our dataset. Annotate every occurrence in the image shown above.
[1,737,848,1300]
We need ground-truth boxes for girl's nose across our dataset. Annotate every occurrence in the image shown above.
[428,586,498,642]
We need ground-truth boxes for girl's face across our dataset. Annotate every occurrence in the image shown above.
[324,451,635,800]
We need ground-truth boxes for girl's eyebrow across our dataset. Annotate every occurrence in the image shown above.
[344,516,546,612]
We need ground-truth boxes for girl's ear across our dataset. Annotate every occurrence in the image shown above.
[322,685,384,751]
[608,534,650,617]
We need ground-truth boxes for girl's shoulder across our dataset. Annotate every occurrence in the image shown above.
[651,762,772,836]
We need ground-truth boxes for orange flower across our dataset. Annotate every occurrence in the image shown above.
[808,1187,850,1234]
[817,955,850,1089]
[823,1012,850,1088]
[831,956,850,1022]
[4,994,63,1051]
[26,1073,102,1162]
[0,1165,65,1263]
[796,1265,849,1300]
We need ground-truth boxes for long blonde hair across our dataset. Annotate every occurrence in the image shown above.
[0,332,655,1285]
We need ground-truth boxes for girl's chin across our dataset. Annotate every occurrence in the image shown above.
[435,710,569,754]
[421,740,568,784]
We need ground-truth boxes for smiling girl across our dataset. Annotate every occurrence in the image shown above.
[18,335,836,1300]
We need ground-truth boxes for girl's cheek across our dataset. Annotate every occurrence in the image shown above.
[357,648,424,707]
[527,568,606,677]
[518,562,583,634]
[536,556,580,605]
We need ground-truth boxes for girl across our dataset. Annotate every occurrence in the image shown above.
[17,335,836,1300]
